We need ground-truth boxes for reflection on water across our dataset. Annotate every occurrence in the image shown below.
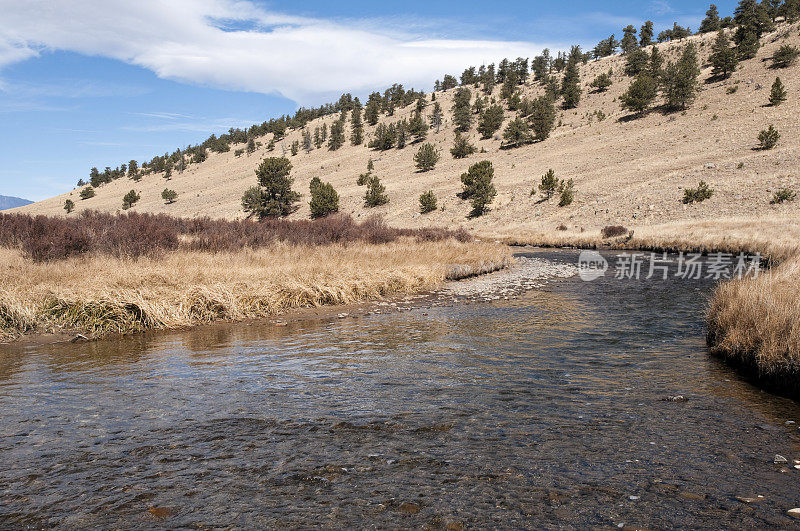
[1,250,799,528]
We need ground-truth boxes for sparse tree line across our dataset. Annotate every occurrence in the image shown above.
[73,0,797,220]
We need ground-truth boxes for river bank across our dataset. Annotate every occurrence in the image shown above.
[0,239,512,343]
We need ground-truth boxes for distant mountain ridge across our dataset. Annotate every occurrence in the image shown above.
[0,195,34,211]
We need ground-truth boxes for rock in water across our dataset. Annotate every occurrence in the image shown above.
[774,455,789,464]
[788,508,800,518]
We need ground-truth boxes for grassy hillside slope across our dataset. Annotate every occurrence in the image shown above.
[15,24,800,254]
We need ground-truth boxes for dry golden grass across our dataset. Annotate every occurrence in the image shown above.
[0,239,511,341]
[707,255,800,394]
[499,216,800,264]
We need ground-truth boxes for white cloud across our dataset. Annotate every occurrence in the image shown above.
[0,0,560,105]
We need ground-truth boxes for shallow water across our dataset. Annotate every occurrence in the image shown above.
[1,250,799,528]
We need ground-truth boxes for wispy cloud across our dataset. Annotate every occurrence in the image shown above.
[130,111,194,120]
[0,0,559,105]
[649,1,675,16]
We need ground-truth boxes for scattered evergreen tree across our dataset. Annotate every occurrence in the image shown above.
[591,72,616,92]
[350,101,364,146]
[561,46,582,109]
[710,30,738,79]
[430,102,443,133]
[640,21,655,46]
[313,128,322,149]
[242,157,300,219]
[683,181,714,203]
[758,124,780,149]
[502,117,532,148]
[771,45,800,68]
[79,186,95,200]
[122,190,140,210]
[77,179,86,187]
[364,175,389,207]
[441,74,459,91]
[162,188,178,204]
[63,199,74,214]
[450,131,477,159]
[700,4,721,33]
[624,48,649,77]
[302,130,313,152]
[530,96,557,141]
[620,25,639,54]
[769,77,787,106]
[365,92,381,125]
[733,0,773,59]
[369,123,397,150]
[593,35,619,58]
[621,75,658,116]
[328,120,345,151]
[662,43,701,111]
[408,112,428,143]
[460,161,496,217]
[128,160,139,178]
[539,169,559,199]
[419,191,438,214]
[452,88,473,132]
[784,0,800,22]
[291,140,299,156]
[164,166,172,180]
[414,143,440,172]
[477,104,505,139]
[367,159,374,172]
[558,179,575,207]
[649,46,665,78]
[309,177,340,218]
[396,120,408,149]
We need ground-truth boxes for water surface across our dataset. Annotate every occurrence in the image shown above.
[1,250,799,528]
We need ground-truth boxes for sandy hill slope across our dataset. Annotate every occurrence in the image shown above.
[14,24,800,247]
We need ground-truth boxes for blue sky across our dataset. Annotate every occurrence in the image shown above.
[0,0,737,201]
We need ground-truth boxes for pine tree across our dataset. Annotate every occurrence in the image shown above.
[242,157,300,219]
[309,178,340,218]
[396,120,408,149]
[662,43,701,111]
[700,4,721,33]
[710,30,738,79]
[538,169,559,199]
[502,117,532,148]
[365,92,381,125]
[649,46,665,78]
[291,140,299,156]
[328,120,345,151]
[620,25,639,54]
[620,75,658,115]
[734,0,773,59]
[364,175,389,207]
[303,129,313,152]
[63,199,75,214]
[80,186,95,200]
[758,124,780,149]
[769,77,787,106]
[450,131,477,159]
[247,138,257,154]
[414,143,440,172]
[408,111,428,142]
[561,46,582,109]
[772,45,800,68]
[530,96,557,141]
[350,101,364,146]
[122,190,140,210]
[419,191,438,214]
[460,161,496,217]
[477,104,505,139]
[313,128,322,149]
[369,123,396,150]
[430,102,443,133]
[624,48,649,77]
[640,21,655,46]
[452,88,473,132]
[162,188,178,204]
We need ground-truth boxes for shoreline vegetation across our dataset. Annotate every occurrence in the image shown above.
[0,212,511,342]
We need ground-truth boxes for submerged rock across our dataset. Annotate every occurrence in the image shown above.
[774,455,789,464]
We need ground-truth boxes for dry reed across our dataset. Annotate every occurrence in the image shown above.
[0,239,511,341]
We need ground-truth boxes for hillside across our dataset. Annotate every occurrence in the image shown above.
[14,23,800,249]
[0,196,33,211]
